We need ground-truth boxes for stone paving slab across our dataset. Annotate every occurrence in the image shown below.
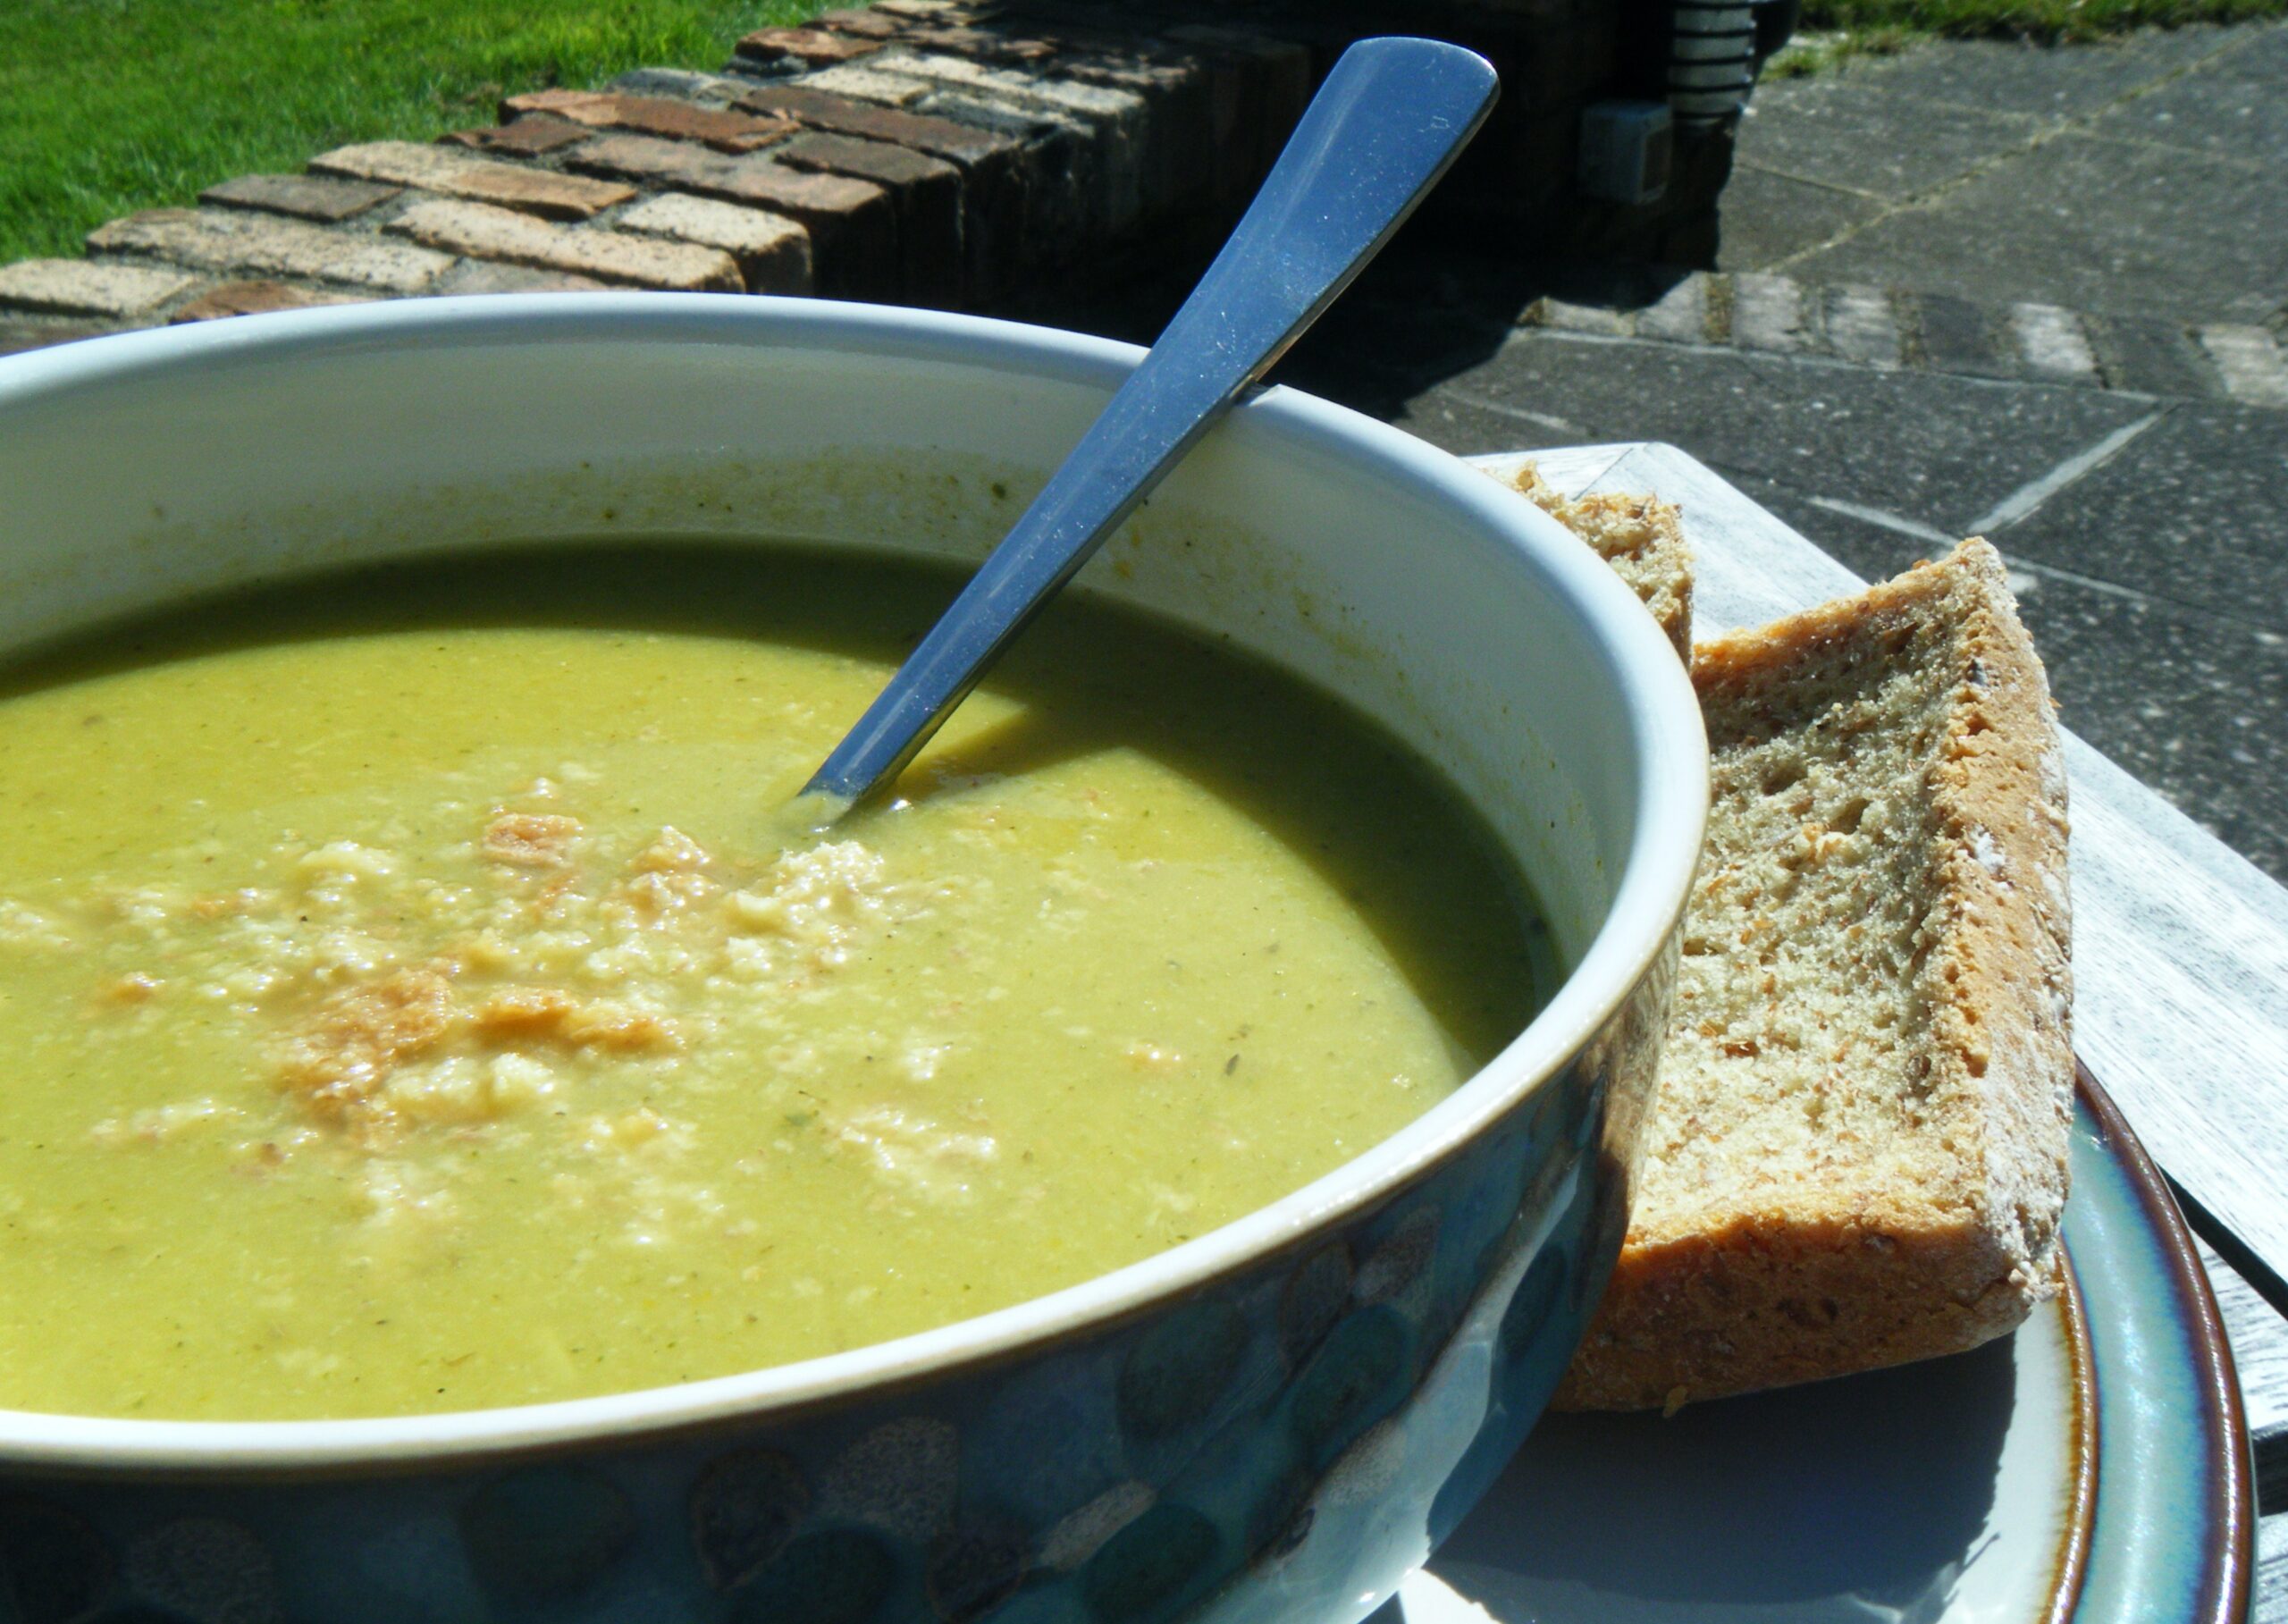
[1712,166,1880,270]
[1729,26,2287,331]
[1735,75,2043,200]
[1780,130,2287,327]
[2090,25,2288,164]
[1246,290,2288,887]
[1422,329,2164,538]
[1995,401,2288,631]
[1831,24,2250,118]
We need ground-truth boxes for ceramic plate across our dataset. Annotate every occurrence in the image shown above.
[1391,1068,2252,1622]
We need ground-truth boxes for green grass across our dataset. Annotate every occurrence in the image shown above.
[0,0,829,264]
[1788,0,2283,56]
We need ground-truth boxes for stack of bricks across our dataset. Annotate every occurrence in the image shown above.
[0,0,1738,356]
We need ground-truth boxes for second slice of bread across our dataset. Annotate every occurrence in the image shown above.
[1559,538,2075,1410]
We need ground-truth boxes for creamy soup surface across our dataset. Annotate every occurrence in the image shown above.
[0,545,1545,1420]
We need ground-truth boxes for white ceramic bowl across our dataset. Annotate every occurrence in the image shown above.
[0,297,1703,1624]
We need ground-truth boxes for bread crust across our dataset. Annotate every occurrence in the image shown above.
[1557,540,2074,1410]
[1506,465,1694,662]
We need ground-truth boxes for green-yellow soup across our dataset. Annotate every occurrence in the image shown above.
[0,546,1544,1420]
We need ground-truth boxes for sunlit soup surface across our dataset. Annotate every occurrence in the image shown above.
[0,545,1545,1420]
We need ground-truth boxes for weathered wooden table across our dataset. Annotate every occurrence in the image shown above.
[1443,444,2288,1621]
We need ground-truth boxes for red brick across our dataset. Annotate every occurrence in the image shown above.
[736,84,1027,299]
[386,198,741,290]
[775,131,962,307]
[201,172,400,223]
[734,84,1015,170]
[501,89,792,156]
[734,26,883,67]
[0,257,197,317]
[437,261,611,294]
[566,134,896,299]
[309,141,634,221]
[88,209,450,293]
[169,280,365,323]
[444,116,591,157]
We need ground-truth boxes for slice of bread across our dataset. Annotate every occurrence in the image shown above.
[1557,538,2074,1410]
[1507,464,1695,661]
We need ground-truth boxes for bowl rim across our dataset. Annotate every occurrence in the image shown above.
[0,294,1707,1474]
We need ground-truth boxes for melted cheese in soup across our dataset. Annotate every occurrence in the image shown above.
[0,545,1546,1419]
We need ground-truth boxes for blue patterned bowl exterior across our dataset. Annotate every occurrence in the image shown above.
[0,936,1674,1624]
[0,297,1703,1624]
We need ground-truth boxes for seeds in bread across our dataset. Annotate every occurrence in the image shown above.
[1506,464,1694,661]
[1558,538,2074,1410]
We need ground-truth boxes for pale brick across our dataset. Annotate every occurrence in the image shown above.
[201,172,400,223]
[879,50,1143,230]
[617,192,813,294]
[2010,302,2100,384]
[0,257,196,317]
[169,280,364,322]
[610,68,750,107]
[1635,273,1710,344]
[388,198,740,291]
[567,134,894,297]
[1525,297,1632,337]
[795,63,938,108]
[88,209,450,293]
[1827,285,1902,368]
[310,141,634,221]
[1731,273,1811,353]
[503,89,791,155]
[2197,325,2288,409]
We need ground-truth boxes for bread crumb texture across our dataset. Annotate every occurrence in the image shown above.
[1558,539,2074,1409]
[1508,464,1695,662]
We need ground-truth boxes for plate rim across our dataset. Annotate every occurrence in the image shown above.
[2074,1061,2256,1624]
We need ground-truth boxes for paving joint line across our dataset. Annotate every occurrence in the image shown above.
[1762,29,2273,279]
[1968,409,2169,534]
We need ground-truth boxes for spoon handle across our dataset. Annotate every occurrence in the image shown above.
[802,36,1500,813]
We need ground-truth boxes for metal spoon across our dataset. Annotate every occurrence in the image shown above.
[796,36,1500,825]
